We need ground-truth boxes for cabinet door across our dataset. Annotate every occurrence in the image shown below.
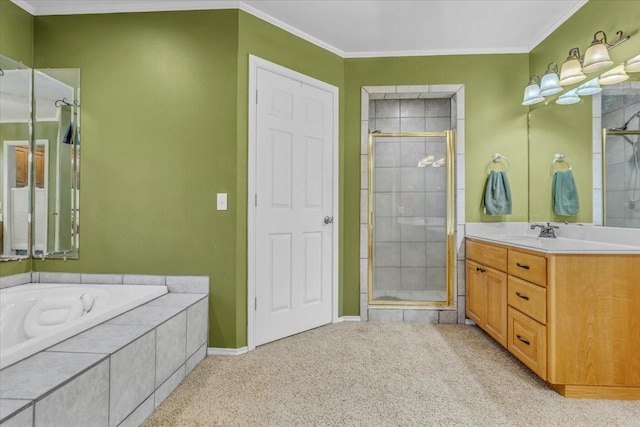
[484,268,508,348]
[466,260,485,326]
[35,149,45,188]
[15,146,28,187]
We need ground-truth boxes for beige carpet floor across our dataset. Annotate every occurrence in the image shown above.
[143,322,640,426]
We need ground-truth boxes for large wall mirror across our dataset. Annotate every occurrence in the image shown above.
[0,53,81,260]
[528,51,640,229]
[1,54,32,259]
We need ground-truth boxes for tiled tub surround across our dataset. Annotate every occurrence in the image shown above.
[0,273,209,427]
[360,85,466,324]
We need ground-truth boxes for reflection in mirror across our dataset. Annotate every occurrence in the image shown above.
[529,52,640,229]
[33,68,81,259]
[601,79,640,228]
[0,54,32,259]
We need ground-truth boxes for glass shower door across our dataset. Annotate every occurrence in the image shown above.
[368,131,455,306]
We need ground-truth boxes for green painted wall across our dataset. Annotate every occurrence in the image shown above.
[527,0,640,223]
[0,0,33,66]
[32,10,241,347]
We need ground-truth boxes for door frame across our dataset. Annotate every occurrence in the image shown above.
[2,139,49,256]
[247,55,339,351]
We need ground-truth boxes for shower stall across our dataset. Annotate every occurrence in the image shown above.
[602,102,640,228]
[367,130,455,306]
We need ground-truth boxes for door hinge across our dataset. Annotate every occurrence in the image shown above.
[256,90,258,104]
[255,297,257,311]
[255,194,257,207]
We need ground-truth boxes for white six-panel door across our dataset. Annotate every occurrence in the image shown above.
[250,58,337,347]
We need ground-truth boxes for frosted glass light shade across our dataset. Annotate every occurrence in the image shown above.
[522,79,544,106]
[599,64,629,85]
[556,89,580,105]
[576,78,602,96]
[582,41,613,73]
[539,70,563,96]
[559,58,586,85]
[625,54,640,73]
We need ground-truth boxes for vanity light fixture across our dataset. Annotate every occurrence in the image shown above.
[556,88,580,105]
[599,63,629,85]
[539,63,563,96]
[582,31,618,73]
[575,78,602,96]
[559,48,586,85]
[522,74,545,106]
[524,29,630,106]
[625,54,640,73]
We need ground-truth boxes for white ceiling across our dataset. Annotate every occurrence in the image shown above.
[12,0,588,58]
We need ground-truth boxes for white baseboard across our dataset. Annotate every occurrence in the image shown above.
[337,316,361,322]
[207,346,249,356]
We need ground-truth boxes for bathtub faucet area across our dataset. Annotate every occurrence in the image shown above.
[530,222,559,238]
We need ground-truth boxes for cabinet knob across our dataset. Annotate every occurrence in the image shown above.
[516,262,530,270]
[516,334,531,346]
[515,291,530,301]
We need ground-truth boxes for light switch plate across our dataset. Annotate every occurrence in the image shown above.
[217,193,227,211]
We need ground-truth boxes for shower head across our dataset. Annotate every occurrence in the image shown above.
[610,110,640,131]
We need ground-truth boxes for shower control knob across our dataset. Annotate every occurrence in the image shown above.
[324,216,334,224]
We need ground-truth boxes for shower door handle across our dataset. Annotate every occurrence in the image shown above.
[324,216,334,224]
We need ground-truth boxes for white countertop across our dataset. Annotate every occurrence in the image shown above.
[465,222,640,254]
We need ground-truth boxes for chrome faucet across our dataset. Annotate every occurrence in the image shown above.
[531,222,559,238]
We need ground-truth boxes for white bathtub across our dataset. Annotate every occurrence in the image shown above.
[0,283,167,369]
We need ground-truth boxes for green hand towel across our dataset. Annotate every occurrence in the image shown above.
[552,170,579,216]
[482,171,512,215]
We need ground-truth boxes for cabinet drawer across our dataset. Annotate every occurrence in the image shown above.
[508,276,546,324]
[467,240,507,272]
[508,307,547,380]
[508,250,546,287]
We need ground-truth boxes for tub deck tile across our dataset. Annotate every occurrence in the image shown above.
[165,276,209,294]
[34,359,109,427]
[0,399,32,424]
[145,293,207,308]
[47,324,154,354]
[0,352,107,400]
[107,305,183,327]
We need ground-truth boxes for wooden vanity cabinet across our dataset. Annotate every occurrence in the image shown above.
[466,260,507,347]
[465,240,508,347]
[466,237,640,400]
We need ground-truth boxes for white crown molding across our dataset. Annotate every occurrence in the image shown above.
[344,46,531,59]
[237,1,344,57]
[11,0,585,59]
[10,0,35,14]
[11,0,241,16]
[11,0,346,57]
[526,0,589,52]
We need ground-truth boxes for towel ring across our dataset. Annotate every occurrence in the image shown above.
[487,153,509,173]
[551,153,572,174]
